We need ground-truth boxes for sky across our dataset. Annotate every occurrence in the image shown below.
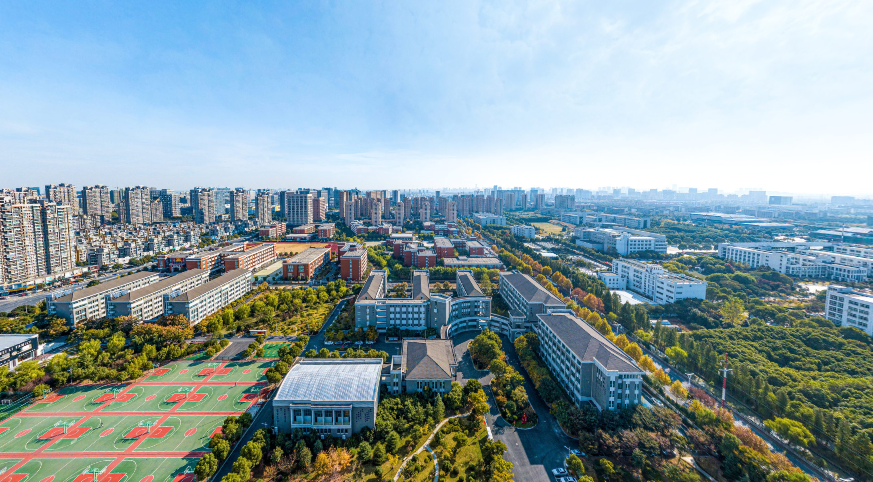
[1,0,872,195]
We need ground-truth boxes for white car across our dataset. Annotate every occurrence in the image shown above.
[324,341,334,345]
[551,468,567,477]
[354,341,364,346]
[558,477,577,482]
[568,448,585,457]
[365,341,375,345]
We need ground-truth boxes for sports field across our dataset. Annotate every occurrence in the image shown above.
[0,360,270,482]
[254,342,293,359]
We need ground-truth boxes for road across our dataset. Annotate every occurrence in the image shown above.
[452,332,574,482]
[0,263,155,313]
[212,399,274,481]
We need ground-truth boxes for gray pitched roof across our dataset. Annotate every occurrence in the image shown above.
[357,271,386,301]
[109,269,206,302]
[537,312,641,373]
[52,271,159,302]
[167,269,250,302]
[275,359,382,402]
[402,339,455,380]
[500,271,564,305]
[456,271,484,298]
[411,271,431,300]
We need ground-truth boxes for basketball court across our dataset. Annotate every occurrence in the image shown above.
[0,360,267,482]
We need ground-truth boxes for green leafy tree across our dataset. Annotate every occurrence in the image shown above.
[566,454,585,475]
[719,296,746,326]
[195,453,218,481]
[385,430,400,453]
[765,417,815,447]
[372,442,387,464]
[241,440,263,465]
[357,441,373,462]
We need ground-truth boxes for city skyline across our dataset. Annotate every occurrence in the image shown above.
[2,1,872,194]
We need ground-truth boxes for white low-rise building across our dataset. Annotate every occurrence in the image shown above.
[718,243,871,282]
[574,227,667,255]
[510,225,537,239]
[471,212,506,226]
[611,259,707,304]
[825,285,873,336]
[165,268,252,324]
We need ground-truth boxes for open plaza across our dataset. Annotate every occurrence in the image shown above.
[0,359,269,482]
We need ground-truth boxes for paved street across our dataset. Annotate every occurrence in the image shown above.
[452,331,575,482]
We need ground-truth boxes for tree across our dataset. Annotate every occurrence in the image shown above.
[631,448,646,468]
[313,452,330,476]
[270,447,283,465]
[265,368,283,385]
[566,454,585,475]
[653,368,671,386]
[357,441,373,462]
[670,380,688,399]
[195,453,218,481]
[665,346,688,366]
[241,440,263,465]
[385,430,400,453]
[764,417,815,447]
[372,442,388,464]
[719,296,746,326]
[434,395,445,421]
[469,389,490,417]
[212,438,230,460]
[298,446,312,469]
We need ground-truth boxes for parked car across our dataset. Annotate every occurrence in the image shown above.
[365,340,375,345]
[551,468,567,477]
[324,341,334,346]
[568,448,585,457]
[557,477,577,482]
[354,341,364,346]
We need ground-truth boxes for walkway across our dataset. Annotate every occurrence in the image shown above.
[393,412,470,481]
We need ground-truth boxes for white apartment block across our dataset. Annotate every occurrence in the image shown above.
[165,268,252,325]
[833,245,873,260]
[574,227,667,255]
[498,271,566,331]
[611,259,707,304]
[825,285,873,336]
[471,212,506,226]
[718,244,871,282]
[286,191,314,226]
[107,269,209,321]
[510,225,536,239]
[572,213,651,229]
[48,271,161,324]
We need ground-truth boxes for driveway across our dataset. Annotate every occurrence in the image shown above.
[452,332,575,482]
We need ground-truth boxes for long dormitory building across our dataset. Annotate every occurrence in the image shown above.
[48,271,161,325]
[106,269,209,321]
[165,268,252,325]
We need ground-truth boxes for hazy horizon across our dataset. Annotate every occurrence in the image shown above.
[2,1,872,195]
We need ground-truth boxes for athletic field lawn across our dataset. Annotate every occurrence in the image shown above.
[255,342,293,359]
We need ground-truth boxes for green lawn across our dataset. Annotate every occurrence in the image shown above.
[255,342,293,359]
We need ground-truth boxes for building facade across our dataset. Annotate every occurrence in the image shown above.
[282,247,331,280]
[190,188,216,224]
[825,285,873,336]
[510,225,536,239]
[534,311,644,410]
[611,259,707,304]
[165,269,252,325]
[498,271,566,331]
[106,269,209,321]
[340,248,368,282]
[48,271,161,324]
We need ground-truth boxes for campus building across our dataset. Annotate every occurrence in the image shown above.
[825,285,873,336]
[574,227,668,255]
[223,243,277,271]
[282,247,331,281]
[340,248,368,282]
[510,225,536,239]
[470,212,506,226]
[442,257,503,269]
[433,237,455,258]
[534,311,644,410]
[165,269,252,325]
[259,223,287,240]
[273,359,382,436]
[48,271,161,324]
[498,271,565,331]
[386,339,457,395]
[106,269,209,321]
[0,334,39,370]
[718,243,872,282]
[354,270,491,333]
[610,259,707,304]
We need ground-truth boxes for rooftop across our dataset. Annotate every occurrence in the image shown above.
[341,248,367,258]
[284,247,331,264]
[275,359,383,402]
[456,271,485,297]
[0,334,38,351]
[411,271,431,300]
[433,237,453,248]
[402,339,455,380]
[538,311,641,373]
[223,243,274,260]
[499,271,564,305]
[109,269,206,302]
[357,271,387,301]
[443,256,503,266]
[52,271,159,303]
[167,269,251,302]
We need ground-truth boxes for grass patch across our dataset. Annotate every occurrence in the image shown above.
[532,222,564,234]
[254,342,293,359]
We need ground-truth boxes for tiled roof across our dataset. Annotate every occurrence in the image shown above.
[499,271,564,305]
[537,312,641,373]
[167,269,250,302]
[402,340,455,380]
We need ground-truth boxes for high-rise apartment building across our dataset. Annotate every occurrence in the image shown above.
[82,185,112,221]
[286,191,314,226]
[255,190,271,225]
[159,189,181,218]
[446,201,457,223]
[45,184,79,214]
[420,201,431,223]
[343,200,355,226]
[313,197,327,222]
[122,186,153,224]
[230,188,248,222]
[0,200,75,286]
[371,202,382,225]
[190,188,216,224]
[394,201,405,226]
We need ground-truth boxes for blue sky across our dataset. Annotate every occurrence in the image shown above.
[1,1,871,195]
